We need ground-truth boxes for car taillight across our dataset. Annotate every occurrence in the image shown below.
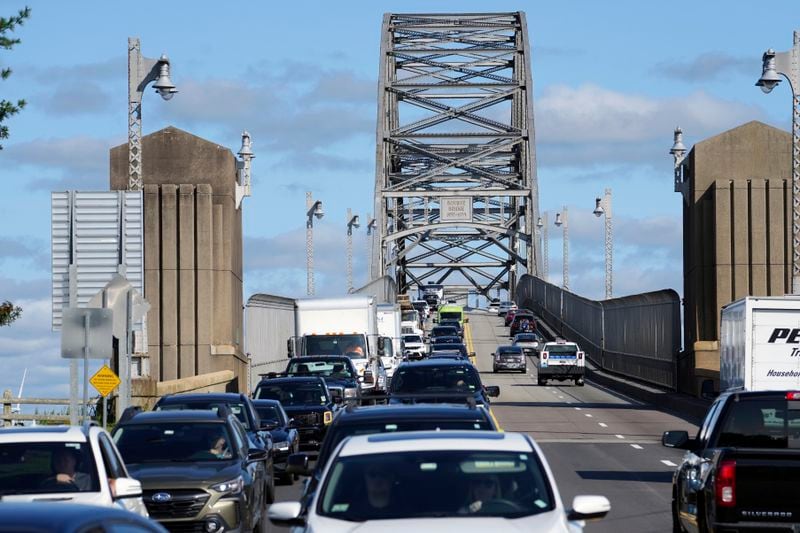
[715,459,736,508]
[786,391,800,400]
[541,352,548,359]
[578,352,584,360]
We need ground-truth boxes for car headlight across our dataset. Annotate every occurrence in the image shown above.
[323,410,333,425]
[344,387,358,398]
[272,441,290,451]
[211,475,244,496]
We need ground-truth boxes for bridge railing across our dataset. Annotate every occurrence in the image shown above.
[516,274,681,390]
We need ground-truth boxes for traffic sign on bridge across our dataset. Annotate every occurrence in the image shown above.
[90,365,120,398]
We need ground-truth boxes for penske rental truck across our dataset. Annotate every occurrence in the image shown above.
[720,296,800,391]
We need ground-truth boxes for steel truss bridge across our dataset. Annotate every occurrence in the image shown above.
[371,12,541,298]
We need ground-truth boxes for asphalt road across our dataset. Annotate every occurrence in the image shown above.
[266,309,699,532]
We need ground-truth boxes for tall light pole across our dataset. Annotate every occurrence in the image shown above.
[346,209,361,292]
[537,213,548,283]
[593,190,613,299]
[554,207,569,290]
[128,37,177,191]
[366,215,377,281]
[306,193,324,296]
[757,31,800,294]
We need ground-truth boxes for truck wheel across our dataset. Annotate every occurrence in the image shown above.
[537,378,546,386]
[575,377,585,387]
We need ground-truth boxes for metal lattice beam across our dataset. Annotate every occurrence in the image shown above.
[372,12,540,297]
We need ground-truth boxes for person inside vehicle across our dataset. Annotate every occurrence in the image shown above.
[343,343,364,358]
[41,447,91,491]
[348,464,399,518]
[460,474,501,514]
[209,435,230,459]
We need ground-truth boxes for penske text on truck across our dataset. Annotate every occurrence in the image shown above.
[720,295,800,391]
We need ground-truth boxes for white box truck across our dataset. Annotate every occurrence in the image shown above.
[720,296,800,391]
[376,303,402,378]
[288,295,387,396]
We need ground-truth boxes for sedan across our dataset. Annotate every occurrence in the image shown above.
[269,431,610,532]
[493,345,527,373]
[252,399,300,484]
[513,332,543,356]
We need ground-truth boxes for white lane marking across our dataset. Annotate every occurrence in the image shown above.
[598,422,608,428]
[630,444,643,449]
[615,434,625,439]
[574,407,582,411]
[585,414,593,418]
[661,460,677,467]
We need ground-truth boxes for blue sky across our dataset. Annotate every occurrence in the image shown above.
[0,0,797,399]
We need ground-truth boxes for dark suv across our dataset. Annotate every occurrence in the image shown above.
[284,356,361,403]
[153,392,275,502]
[388,359,500,406]
[252,376,338,450]
[112,409,269,533]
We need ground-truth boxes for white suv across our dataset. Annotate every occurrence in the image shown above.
[0,423,147,516]
[269,431,609,532]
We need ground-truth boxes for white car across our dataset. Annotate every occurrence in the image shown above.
[497,301,517,316]
[269,430,609,532]
[401,333,427,360]
[0,423,148,516]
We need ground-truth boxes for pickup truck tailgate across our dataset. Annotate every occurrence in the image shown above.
[734,452,800,519]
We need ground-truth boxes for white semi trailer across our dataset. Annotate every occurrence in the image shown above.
[720,296,800,391]
[376,303,402,378]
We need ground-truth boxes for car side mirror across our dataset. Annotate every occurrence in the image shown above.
[485,385,500,398]
[287,338,295,358]
[112,477,142,499]
[567,495,610,522]
[662,430,691,449]
[470,352,476,357]
[490,352,495,356]
[287,418,299,428]
[700,379,718,400]
[464,318,469,323]
[247,448,268,463]
[286,452,311,475]
[268,501,305,527]
[260,420,277,431]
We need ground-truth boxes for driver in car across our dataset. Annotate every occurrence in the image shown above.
[460,474,501,514]
[42,447,91,491]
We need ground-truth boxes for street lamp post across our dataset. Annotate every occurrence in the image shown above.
[128,37,177,191]
[346,209,361,292]
[306,192,324,296]
[537,213,549,283]
[757,31,800,294]
[593,189,613,299]
[554,207,569,290]
[366,215,377,281]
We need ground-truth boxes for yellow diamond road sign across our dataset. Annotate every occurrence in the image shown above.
[90,365,120,398]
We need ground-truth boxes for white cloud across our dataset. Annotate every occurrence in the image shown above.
[654,52,752,83]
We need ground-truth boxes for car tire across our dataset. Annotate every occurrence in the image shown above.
[537,378,546,386]
[265,467,276,504]
[521,367,527,374]
[254,503,269,533]
[671,497,684,533]
[493,366,498,373]
[575,378,585,387]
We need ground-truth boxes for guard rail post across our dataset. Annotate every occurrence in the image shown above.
[2,389,11,427]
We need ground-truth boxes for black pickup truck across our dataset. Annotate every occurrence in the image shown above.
[663,389,800,532]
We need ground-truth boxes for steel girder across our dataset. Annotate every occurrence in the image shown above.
[372,12,540,298]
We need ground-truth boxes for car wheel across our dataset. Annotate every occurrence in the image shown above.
[521,367,527,374]
[492,366,498,373]
[575,377,585,387]
[537,378,546,386]
[265,464,276,504]
[671,496,684,533]
[254,502,269,533]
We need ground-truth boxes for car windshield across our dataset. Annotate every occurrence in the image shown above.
[255,405,284,425]
[439,312,461,320]
[114,423,235,463]
[318,450,553,520]
[402,311,418,322]
[546,344,578,355]
[305,334,366,358]
[717,398,800,449]
[403,335,422,344]
[432,327,457,336]
[498,347,523,355]
[287,359,354,379]
[155,401,250,430]
[317,419,493,467]
[432,337,461,345]
[431,344,467,355]
[255,381,329,406]
[515,334,539,342]
[391,365,481,393]
[0,442,100,495]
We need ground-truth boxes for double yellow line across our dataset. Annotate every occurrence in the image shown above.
[464,317,503,431]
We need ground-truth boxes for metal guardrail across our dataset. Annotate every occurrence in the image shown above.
[1,389,99,427]
[516,274,681,390]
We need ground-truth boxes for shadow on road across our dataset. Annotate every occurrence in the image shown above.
[576,470,673,483]
[491,401,652,411]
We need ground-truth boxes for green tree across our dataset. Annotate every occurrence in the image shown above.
[0,301,22,326]
[0,6,31,150]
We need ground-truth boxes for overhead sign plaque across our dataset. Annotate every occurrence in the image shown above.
[440,197,472,223]
[60,307,113,359]
[90,365,120,397]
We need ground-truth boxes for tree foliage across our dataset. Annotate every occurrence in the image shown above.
[0,6,30,150]
[0,301,22,327]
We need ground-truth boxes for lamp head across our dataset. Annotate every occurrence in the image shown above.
[593,197,604,217]
[238,131,254,158]
[314,201,324,220]
[367,218,377,235]
[670,127,687,156]
[536,217,543,228]
[153,55,178,101]
[351,215,360,229]
[756,49,781,93]
[554,213,563,227]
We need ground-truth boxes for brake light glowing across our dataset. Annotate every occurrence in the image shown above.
[578,352,584,360]
[787,392,800,400]
[715,459,736,508]
[541,352,548,359]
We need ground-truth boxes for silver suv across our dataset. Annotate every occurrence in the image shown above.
[0,423,147,516]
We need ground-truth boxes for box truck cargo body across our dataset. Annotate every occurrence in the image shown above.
[720,296,800,391]
[377,303,402,377]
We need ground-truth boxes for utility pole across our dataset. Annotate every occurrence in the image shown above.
[593,190,613,299]
[555,207,569,290]
[346,209,361,292]
[306,193,324,296]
